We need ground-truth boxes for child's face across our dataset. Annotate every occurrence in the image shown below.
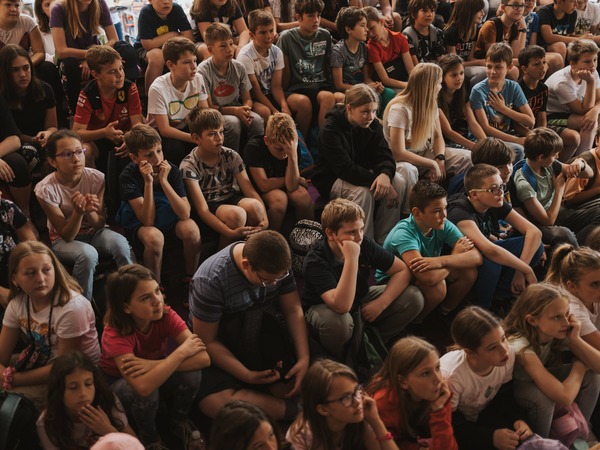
[149,0,172,18]
[247,421,279,450]
[522,56,547,82]
[296,11,321,34]
[130,143,164,175]
[63,369,95,417]
[471,326,511,368]
[193,127,224,153]
[414,7,436,28]
[50,137,86,174]
[346,101,378,129]
[12,253,55,301]
[503,0,525,21]
[367,19,386,41]
[568,268,600,306]
[0,0,20,24]
[577,0,588,10]
[524,0,536,14]
[252,23,276,50]
[168,51,197,82]
[93,59,125,91]
[470,174,505,208]
[328,219,365,248]
[41,0,54,17]
[444,64,465,91]
[473,7,485,24]
[485,60,510,84]
[11,55,31,92]
[571,51,598,73]
[264,136,290,160]
[557,0,577,15]
[527,297,570,343]
[399,350,443,402]
[124,279,165,325]
[496,162,513,184]
[209,38,235,63]
[537,151,558,168]
[347,17,368,42]
[211,0,228,8]
[413,197,448,231]
[318,376,364,424]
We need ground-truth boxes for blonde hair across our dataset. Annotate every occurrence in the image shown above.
[62,0,101,39]
[266,113,297,144]
[545,244,600,286]
[383,63,442,151]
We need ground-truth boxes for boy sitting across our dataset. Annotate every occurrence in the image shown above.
[513,127,600,247]
[199,22,264,152]
[117,124,201,288]
[277,0,345,128]
[546,39,600,157]
[147,37,209,166]
[379,180,481,320]
[448,164,544,309]
[516,45,580,160]
[135,0,194,94]
[403,0,446,64]
[564,129,600,206]
[537,0,587,63]
[181,108,268,248]
[302,198,423,360]
[243,113,314,232]
[238,10,312,139]
[470,43,535,161]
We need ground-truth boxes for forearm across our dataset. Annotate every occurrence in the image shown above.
[394,147,435,168]
[12,364,52,387]
[500,108,534,128]
[133,352,187,396]
[330,261,359,313]
[176,351,210,372]
[285,158,301,192]
[58,212,86,241]
[440,251,482,269]
[415,268,450,285]
[139,183,156,226]
[519,230,543,265]
[253,90,279,112]
[86,211,106,230]
[75,127,108,143]
[583,84,597,112]
[144,31,180,50]
[206,341,253,380]
[568,186,600,205]
[376,269,411,308]
[255,176,286,193]
[56,46,87,59]
[158,124,194,143]
[480,122,522,144]
[0,136,21,158]
[545,190,564,225]
[161,182,190,219]
[486,244,533,274]
[281,301,310,363]
[442,128,475,150]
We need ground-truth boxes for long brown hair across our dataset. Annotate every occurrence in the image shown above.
[437,54,467,123]
[444,0,485,42]
[61,0,102,39]
[0,44,46,108]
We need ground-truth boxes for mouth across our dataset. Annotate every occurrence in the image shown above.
[500,356,509,364]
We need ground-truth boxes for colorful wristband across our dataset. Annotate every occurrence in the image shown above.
[376,431,393,442]
[3,366,15,390]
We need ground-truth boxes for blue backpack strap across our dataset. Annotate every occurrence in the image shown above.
[512,159,538,191]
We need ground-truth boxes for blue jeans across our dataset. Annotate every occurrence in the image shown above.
[111,370,202,445]
[53,228,134,300]
[474,237,544,309]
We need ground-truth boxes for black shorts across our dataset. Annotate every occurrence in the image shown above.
[206,194,245,215]
[127,224,178,251]
[287,86,336,119]
[547,112,571,136]
[264,92,281,111]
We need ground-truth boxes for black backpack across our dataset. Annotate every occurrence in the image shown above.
[0,390,41,450]
[289,220,325,273]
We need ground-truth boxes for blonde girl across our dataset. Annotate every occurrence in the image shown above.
[367,337,458,450]
[99,264,210,449]
[441,306,535,450]
[286,359,399,450]
[546,244,600,351]
[0,241,99,410]
[504,282,600,437]
[383,63,472,189]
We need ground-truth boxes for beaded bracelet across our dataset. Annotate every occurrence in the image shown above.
[3,366,15,390]
[376,432,393,442]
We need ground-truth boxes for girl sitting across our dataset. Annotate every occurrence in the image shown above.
[37,351,137,450]
[34,0,55,63]
[437,54,486,151]
[286,359,399,450]
[367,336,458,450]
[505,282,600,437]
[99,264,210,449]
[0,241,99,410]
[34,130,134,301]
[383,63,472,189]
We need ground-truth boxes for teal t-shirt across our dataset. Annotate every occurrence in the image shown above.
[376,214,463,282]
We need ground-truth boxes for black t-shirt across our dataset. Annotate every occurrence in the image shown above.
[0,95,19,141]
[444,27,477,60]
[243,135,289,192]
[136,3,192,43]
[518,79,548,119]
[301,236,395,309]
[537,4,577,47]
[447,193,512,240]
[192,4,243,39]
[10,81,56,138]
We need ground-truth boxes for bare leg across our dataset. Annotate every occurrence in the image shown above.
[137,226,164,283]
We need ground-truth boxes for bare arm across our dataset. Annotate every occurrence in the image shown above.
[29,27,46,67]
[52,27,88,59]
[154,114,195,143]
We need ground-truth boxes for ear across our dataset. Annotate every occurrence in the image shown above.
[240,258,251,272]
[129,152,137,163]
[191,132,201,144]
[325,227,336,241]
[91,69,100,80]
[411,206,420,218]
[565,279,577,294]
[165,60,175,71]
[207,44,215,55]
[249,30,255,39]
[507,63,514,72]
[398,374,409,390]
[316,403,330,416]
[124,303,132,315]
[48,157,58,170]
[263,135,270,146]
[464,347,477,358]
[525,313,538,327]
[295,12,301,21]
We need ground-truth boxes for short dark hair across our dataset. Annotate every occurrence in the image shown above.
[409,180,447,211]
[524,127,563,160]
[518,45,545,68]
[567,39,599,64]
[242,230,291,273]
[486,42,513,66]
[464,164,500,192]
[407,0,437,25]
[124,124,162,155]
[85,45,121,72]
[248,9,275,33]
[336,6,367,39]
[295,0,324,16]
[187,108,225,136]
[162,36,196,64]
[471,137,516,166]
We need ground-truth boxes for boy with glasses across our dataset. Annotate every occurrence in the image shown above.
[447,164,544,310]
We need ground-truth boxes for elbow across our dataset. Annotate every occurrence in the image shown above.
[414,273,438,287]
[524,117,535,128]
[55,47,68,59]
[330,302,352,314]
[473,252,484,266]
[134,384,155,399]
[530,227,543,241]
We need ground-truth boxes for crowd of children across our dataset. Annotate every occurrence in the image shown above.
[7,0,600,447]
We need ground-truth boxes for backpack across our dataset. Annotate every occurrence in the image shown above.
[345,308,388,383]
[289,220,325,273]
[0,390,41,450]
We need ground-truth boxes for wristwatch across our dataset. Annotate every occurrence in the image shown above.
[434,154,446,161]
[519,28,527,33]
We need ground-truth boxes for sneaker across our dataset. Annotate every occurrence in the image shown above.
[145,440,171,450]
[172,419,205,449]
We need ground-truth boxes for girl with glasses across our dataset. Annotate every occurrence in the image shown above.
[287,359,399,450]
[34,129,134,301]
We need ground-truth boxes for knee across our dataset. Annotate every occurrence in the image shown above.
[140,227,165,253]
[401,285,425,317]
[146,49,164,67]
[79,244,99,267]
[178,219,201,244]
[317,91,336,107]
[219,206,247,227]
[266,190,288,212]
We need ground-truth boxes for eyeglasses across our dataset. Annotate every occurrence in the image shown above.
[169,93,200,116]
[256,269,290,287]
[324,384,364,408]
[55,148,87,159]
[470,183,507,196]
[506,3,526,8]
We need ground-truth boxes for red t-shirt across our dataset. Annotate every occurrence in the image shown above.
[74,81,142,131]
[99,307,188,378]
[367,30,410,65]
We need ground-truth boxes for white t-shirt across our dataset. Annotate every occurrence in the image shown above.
[440,349,515,421]
[41,31,55,63]
[34,168,105,242]
[570,295,600,337]
[147,72,209,129]
[546,66,600,114]
[36,395,128,449]
[237,42,285,95]
[0,14,37,47]
[2,292,100,364]
[384,102,438,154]
[575,2,600,35]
